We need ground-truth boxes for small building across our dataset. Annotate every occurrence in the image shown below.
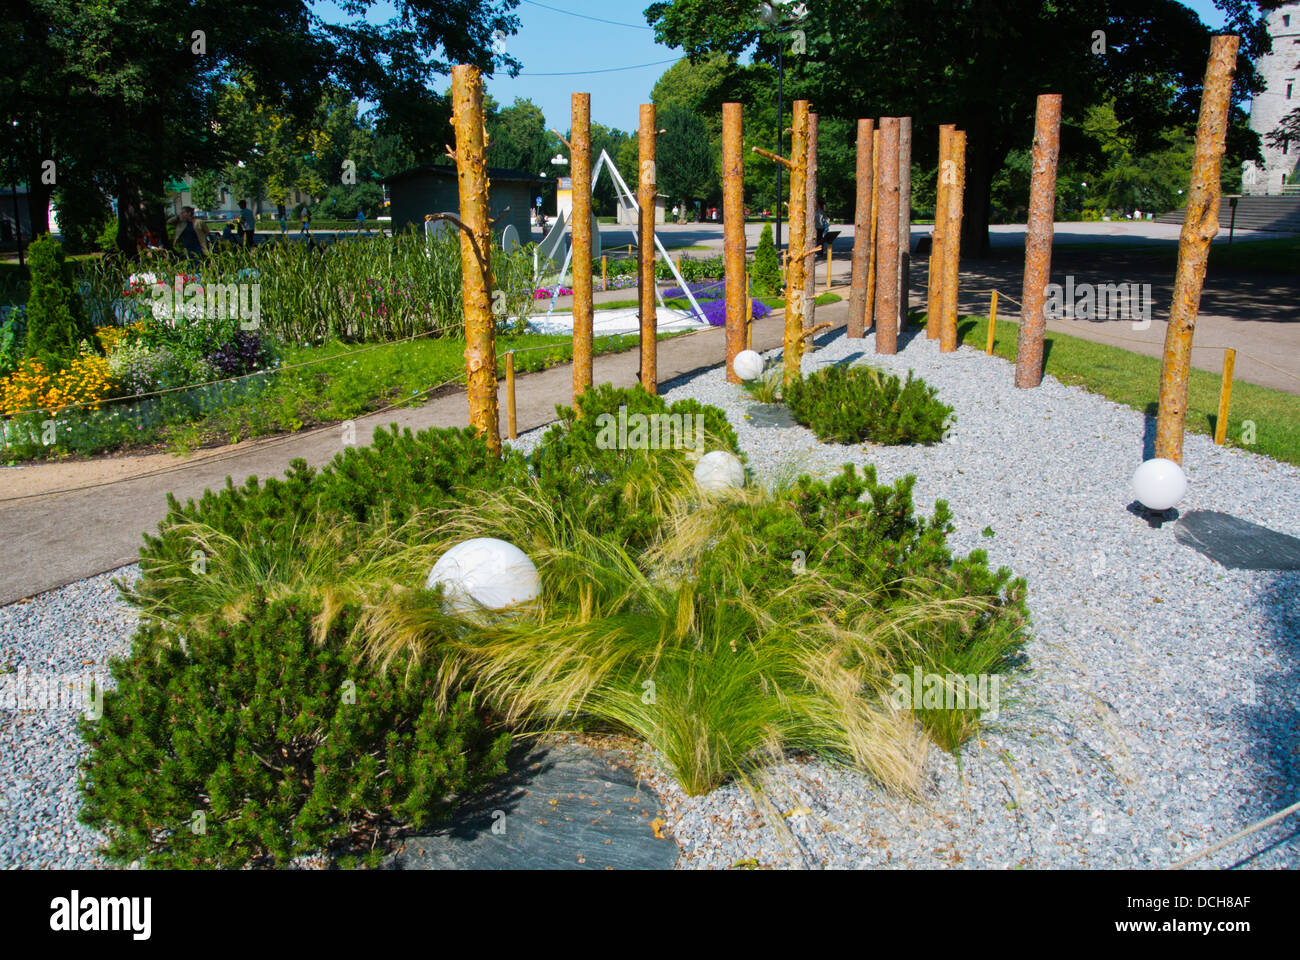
[382,164,544,240]
[615,193,667,226]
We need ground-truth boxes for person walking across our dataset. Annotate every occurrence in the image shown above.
[355,207,367,235]
[172,206,210,262]
[237,199,256,249]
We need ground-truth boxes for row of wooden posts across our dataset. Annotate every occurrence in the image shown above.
[451,35,1237,465]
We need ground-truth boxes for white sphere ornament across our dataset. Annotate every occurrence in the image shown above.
[426,538,541,614]
[1131,458,1188,511]
[693,451,745,493]
[733,349,765,381]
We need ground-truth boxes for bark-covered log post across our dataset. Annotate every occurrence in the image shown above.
[638,103,658,394]
[939,129,967,353]
[803,112,819,330]
[1014,94,1063,387]
[571,92,593,401]
[723,102,746,382]
[753,103,810,382]
[450,64,499,456]
[927,124,954,339]
[865,126,880,333]
[873,117,901,354]
[1156,35,1240,462]
[897,116,913,330]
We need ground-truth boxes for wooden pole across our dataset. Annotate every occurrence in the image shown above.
[1214,347,1236,446]
[897,116,913,330]
[450,64,499,456]
[602,254,607,291]
[865,127,880,332]
[723,102,746,383]
[826,246,832,289]
[986,290,999,355]
[783,100,810,383]
[638,103,658,394]
[803,112,819,330]
[939,129,966,353]
[847,119,874,338]
[928,124,954,339]
[505,349,517,440]
[1156,35,1240,463]
[571,92,593,401]
[873,118,901,354]
[1014,95,1063,388]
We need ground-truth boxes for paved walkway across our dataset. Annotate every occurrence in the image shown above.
[0,303,848,606]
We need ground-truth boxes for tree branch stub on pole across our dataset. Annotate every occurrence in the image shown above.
[638,103,658,394]
[723,102,746,382]
[847,118,874,338]
[1156,35,1240,463]
[451,64,499,457]
[873,117,901,354]
[1014,94,1063,387]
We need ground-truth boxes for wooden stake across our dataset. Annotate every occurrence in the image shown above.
[571,92,593,401]
[928,124,954,339]
[939,129,966,353]
[506,349,517,439]
[826,245,832,289]
[784,100,810,382]
[602,254,607,291]
[1157,35,1240,463]
[897,116,913,329]
[847,119,874,338]
[803,111,819,330]
[723,102,746,383]
[987,290,999,355]
[1015,95,1063,387]
[638,103,658,394]
[450,64,499,456]
[874,118,901,354]
[865,127,880,332]
[1215,347,1236,445]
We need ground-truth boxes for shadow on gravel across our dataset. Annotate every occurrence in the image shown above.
[1234,571,1300,866]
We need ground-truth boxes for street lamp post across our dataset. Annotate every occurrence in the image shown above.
[758,2,806,253]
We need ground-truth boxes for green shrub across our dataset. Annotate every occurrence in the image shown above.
[751,223,782,297]
[785,363,952,445]
[0,306,26,378]
[79,593,510,868]
[24,234,95,367]
[531,382,743,550]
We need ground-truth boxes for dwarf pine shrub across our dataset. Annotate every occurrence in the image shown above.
[784,363,952,445]
[531,383,743,550]
[79,593,510,868]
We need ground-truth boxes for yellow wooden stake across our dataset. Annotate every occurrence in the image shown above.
[506,349,517,440]
[987,290,998,355]
[1215,347,1236,445]
[602,254,607,292]
[826,246,832,289]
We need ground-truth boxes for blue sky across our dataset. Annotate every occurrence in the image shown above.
[321,0,1232,134]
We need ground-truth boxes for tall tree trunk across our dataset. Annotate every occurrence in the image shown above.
[803,112,818,329]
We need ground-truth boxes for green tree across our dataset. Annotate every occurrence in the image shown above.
[658,104,714,218]
[644,0,1268,254]
[24,234,94,368]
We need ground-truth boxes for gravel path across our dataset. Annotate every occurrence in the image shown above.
[4,327,1297,869]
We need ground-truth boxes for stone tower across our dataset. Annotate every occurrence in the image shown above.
[1244,3,1300,195]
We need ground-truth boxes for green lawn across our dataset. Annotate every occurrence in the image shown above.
[923,311,1300,467]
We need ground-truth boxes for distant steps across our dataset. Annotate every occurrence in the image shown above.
[1155,196,1300,232]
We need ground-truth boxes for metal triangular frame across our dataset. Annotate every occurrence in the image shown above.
[541,149,706,324]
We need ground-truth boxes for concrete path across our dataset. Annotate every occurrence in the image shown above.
[0,302,849,606]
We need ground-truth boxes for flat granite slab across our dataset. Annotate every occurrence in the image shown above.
[383,741,678,870]
[1174,510,1300,571]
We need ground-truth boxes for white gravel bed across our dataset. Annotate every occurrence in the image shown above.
[0,566,140,869]
[5,327,1296,870]
[623,328,1299,869]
